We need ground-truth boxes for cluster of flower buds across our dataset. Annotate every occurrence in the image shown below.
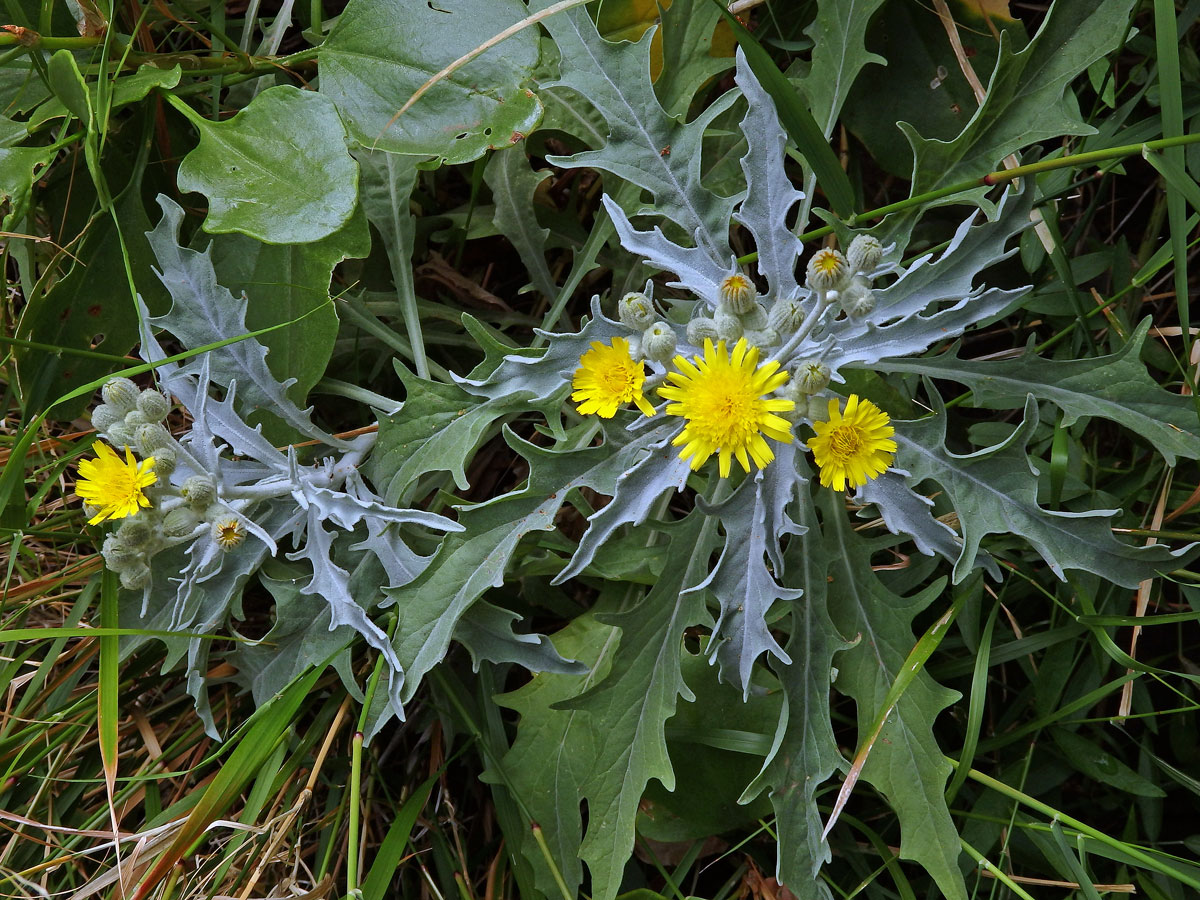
[617,289,677,363]
[89,378,254,588]
[91,377,178,478]
[687,272,779,349]
[802,234,883,320]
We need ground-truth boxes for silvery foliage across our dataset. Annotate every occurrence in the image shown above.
[118,196,463,735]
[457,49,1197,692]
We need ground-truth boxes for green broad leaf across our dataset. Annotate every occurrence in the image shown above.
[840,2,1017,178]
[821,490,967,900]
[793,0,886,137]
[231,568,357,711]
[174,86,359,243]
[538,1,738,257]
[207,204,370,417]
[46,50,91,125]
[654,0,734,118]
[0,145,54,226]
[740,486,848,897]
[367,364,525,503]
[486,609,619,900]
[877,318,1200,465]
[903,0,1137,194]
[641,651,780,842]
[453,600,585,676]
[561,514,711,900]
[484,147,557,299]
[27,63,181,130]
[383,427,649,703]
[1050,728,1165,799]
[15,185,168,418]
[895,394,1200,587]
[320,0,542,163]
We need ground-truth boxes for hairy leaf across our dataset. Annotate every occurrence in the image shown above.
[895,394,1200,586]
[880,318,1200,464]
[822,490,967,900]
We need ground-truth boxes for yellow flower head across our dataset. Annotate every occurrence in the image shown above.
[658,338,794,477]
[75,443,157,525]
[213,516,247,551]
[571,337,656,418]
[807,395,897,491]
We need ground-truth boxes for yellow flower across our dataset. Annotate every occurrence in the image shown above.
[75,443,157,525]
[212,516,247,551]
[658,338,794,477]
[571,337,656,418]
[807,395,897,491]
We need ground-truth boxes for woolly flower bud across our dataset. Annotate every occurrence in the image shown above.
[101,534,141,571]
[793,360,832,395]
[136,390,171,422]
[718,273,755,314]
[767,297,805,334]
[120,562,152,591]
[840,280,876,318]
[116,516,154,549]
[135,423,174,457]
[744,328,779,348]
[212,515,247,551]
[806,394,833,421]
[806,248,850,292]
[714,311,743,341]
[618,292,657,330]
[181,475,217,510]
[105,422,135,449]
[91,403,123,434]
[642,322,677,363]
[741,302,769,331]
[162,506,200,538]
[101,377,140,413]
[686,317,720,345]
[846,234,883,274]
[154,446,177,478]
[124,410,149,430]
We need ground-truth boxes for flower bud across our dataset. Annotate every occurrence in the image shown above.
[101,534,140,570]
[618,292,657,330]
[686,317,719,345]
[767,297,805,334]
[124,410,149,430]
[806,248,850,292]
[153,446,177,478]
[740,302,769,331]
[181,475,217,510]
[212,515,247,551]
[641,322,677,363]
[136,390,171,422]
[744,328,779,348]
[718,273,755,314]
[162,506,201,538]
[101,377,140,413]
[806,394,831,422]
[135,423,174,456]
[105,423,135,449]
[119,562,152,591]
[840,280,876,318]
[91,403,123,434]
[793,360,832,394]
[116,516,154,549]
[847,234,883,274]
[714,311,743,342]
